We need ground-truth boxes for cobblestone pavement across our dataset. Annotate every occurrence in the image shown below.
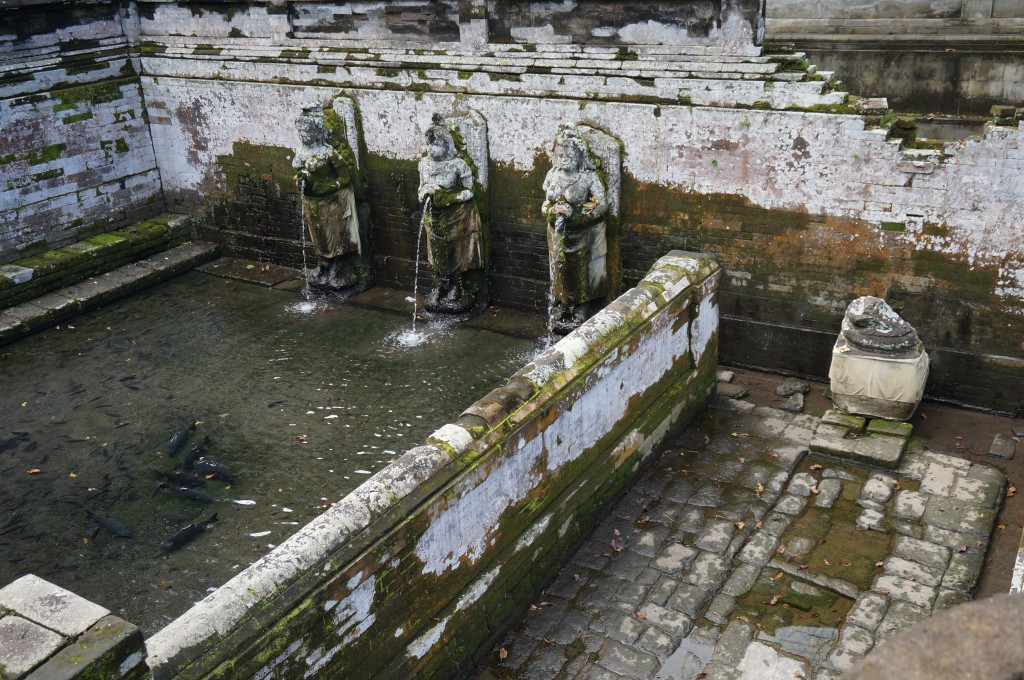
[478,396,1006,680]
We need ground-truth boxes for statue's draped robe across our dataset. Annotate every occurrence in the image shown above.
[544,169,608,308]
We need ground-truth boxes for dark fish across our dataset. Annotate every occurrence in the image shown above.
[189,457,236,484]
[160,513,218,553]
[0,432,28,453]
[76,505,134,538]
[154,469,206,488]
[167,422,196,456]
[158,483,212,504]
[181,436,210,468]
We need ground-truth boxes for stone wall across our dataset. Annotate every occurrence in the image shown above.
[764,0,1024,113]
[144,250,720,679]
[0,2,165,262]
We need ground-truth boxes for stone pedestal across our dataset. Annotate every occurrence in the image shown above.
[829,338,929,421]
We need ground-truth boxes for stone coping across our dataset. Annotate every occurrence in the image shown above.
[144,249,718,676]
[0,240,219,347]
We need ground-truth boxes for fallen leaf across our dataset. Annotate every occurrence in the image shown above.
[499,648,508,661]
[634,610,647,620]
[613,529,621,537]
[810,486,819,495]
[539,601,553,607]
[82,537,89,544]
[735,521,746,530]
[573,573,581,581]
[161,579,172,590]
[875,561,884,567]
[26,468,41,474]
[529,604,538,611]
[87,487,98,492]
[769,594,780,605]
[810,464,823,471]
[772,571,784,580]
[777,545,787,554]
[219,413,230,418]
[68,472,77,478]
[738,457,746,464]
[756,483,764,498]
[1009,485,1017,498]
[998,524,1007,530]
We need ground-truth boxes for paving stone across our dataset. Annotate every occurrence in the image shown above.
[942,550,984,592]
[875,599,930,642]
[770,559,859,599]
[712,395,755,413]
[865,419,913,438]
[775,494,807,516]
[895,451,928,480]
[0,574,110,637]
[851,435,905,469]
[779,393,804,413]
[761,514,793,537]
[654,544,699,573]
[701,661,741,680]
[922,524,978,552]
[933,588,971,611]
[755,417,791,437]
[611,552,658,582]
[637,625,679,658]
[737,640,809,680]
[1014,426,1024,438]
[950,474,1002,509]
[704,593,736,626]
[666,506,705,536]
[821,411,866,432]
[647,576,681,607]
[873,574,936,609]
[889,519,924,539]
[775,377,811,397]
[521,641,576,678]
[712,620,755,665]
[717,369,735,383]
[822,468,858,481]
[694,520,736,554]
[641,603,694,637]
[813,669,843,680]
[689,484,723,508]
[892,532,954,569]
[495,633,539,671]
[585,666,627,680]
[0,615,65,678]
[593,609,646,645]
[856,508,887,532]
[782,425,814,446]
[846,593,889,631]
[546,609,592,646]
[861,476,894,503]
[718,383,750,399]
[683,552,730,591]
[615,581,653,607]
[763,469,791,498]
[667,584,713,618]
[921,450,972,472]
[958,505,997,537]
[772,444,805,471]
[814,478,843,508]
[723,563,761,597]
[989,433,1016,459]
[632,527,672,558]
[856,498,886,513]
[781,536,816,560]
[923,496,965,532]
[883,555,944,587]
[663,479,695,504]
[826,624,874,672]
[965,462,1007,486]
[738,530,781,566]
[33,614,144,680]
[787,472,818,496]
[893,490,927,520]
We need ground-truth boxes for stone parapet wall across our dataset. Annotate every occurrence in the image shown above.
[144,250,720,679]
[0,3,165,262]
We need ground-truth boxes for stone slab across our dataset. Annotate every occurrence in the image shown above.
[29,615,146,680]
[989,434,1016,460]
[0,615,64,678]
[0,575,109,637]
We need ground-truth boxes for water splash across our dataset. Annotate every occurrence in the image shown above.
[412,196,431,331]
[298,178,310,290]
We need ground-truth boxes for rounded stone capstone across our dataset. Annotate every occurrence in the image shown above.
[844,593,1024,679]
[840,296,921,357]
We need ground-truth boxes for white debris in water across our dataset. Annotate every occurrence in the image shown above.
[354,470,372,475]
[405,296,416,303]
[384,450,397,455]
[282,507,293,513]
[249,531,271,537]
[307,411,315,415]
[232,499,257,506]
[325,415,338,419]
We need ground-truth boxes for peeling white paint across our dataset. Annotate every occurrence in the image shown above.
[456,567,500,611]
[691,296,718,364]
[407,616,448,659]
[430,423,475,454]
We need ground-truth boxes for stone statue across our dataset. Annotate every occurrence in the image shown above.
[417,113,485,314]
[840,296,922,358]
[293,101,367,292]
[542,127,609,334]
[829,295,929,420]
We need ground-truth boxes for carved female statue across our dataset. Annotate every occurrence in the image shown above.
[293,102,363,291]
[542,128,609,333]
[416,114,484,314]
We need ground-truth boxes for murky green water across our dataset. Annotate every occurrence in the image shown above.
[0,272,542,634]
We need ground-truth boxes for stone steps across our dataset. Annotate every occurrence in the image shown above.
[0,239,219,346]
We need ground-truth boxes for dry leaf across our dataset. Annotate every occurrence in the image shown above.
[499,648,508,661]
[810,486,819,495]
[735,521,746,530]
[769,594,780,605]
[539,601,553,607]
[738,457,746,464]
[68,472,77,478]
[998,523,1007,530]
[777,545,787,554]
[772,571,784,580]
[875,561,884,567]
[810,464,823,471]
[1009,485,1017,498]
[529,604,538,611]
[573,573,581,581]
[218,412,230,418]
[634,610,647,620]
[613,529,621,537]
[26,468,41,474]
[82,537,89,544]
[161,579,172,590]
[87,487,98,492]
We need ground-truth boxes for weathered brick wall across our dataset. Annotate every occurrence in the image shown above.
[144,251,720,680]
[765,0,1024,113]
[0,3,165,263]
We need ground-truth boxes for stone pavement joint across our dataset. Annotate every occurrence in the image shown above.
[480,400,1006,680]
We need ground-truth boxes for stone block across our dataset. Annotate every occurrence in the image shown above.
[893,490,928,521]
[0,615,64,678]
[0,265,34,285]
[29,615,146,680]
[775,377,810,397]
[717,383,750,399]
[820,410,866,433]
[779,393,804,413]
[0,575,109,637]
[866,419,913,438]
[852,435,905,469]
[815,478,843,508]
[737,641,809,680]
[989,434,1016,460]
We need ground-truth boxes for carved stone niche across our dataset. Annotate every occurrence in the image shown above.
[828,296,929,421]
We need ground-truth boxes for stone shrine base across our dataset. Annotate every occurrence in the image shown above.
[481,386,1005,680]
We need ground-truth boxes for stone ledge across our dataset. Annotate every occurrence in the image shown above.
[0,241,218,347]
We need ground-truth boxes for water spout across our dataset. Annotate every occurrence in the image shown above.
[298,178,309,292]
[412,196,431,329]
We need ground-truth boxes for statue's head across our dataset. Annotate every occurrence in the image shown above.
[425,114,455,161]
[296,103,327,146]
[552,128,589,173]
